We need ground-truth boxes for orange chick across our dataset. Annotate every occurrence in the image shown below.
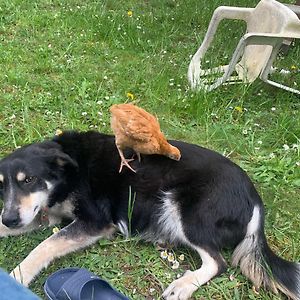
[110,103,181,173]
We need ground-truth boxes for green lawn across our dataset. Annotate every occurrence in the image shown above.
[0,0,299,299]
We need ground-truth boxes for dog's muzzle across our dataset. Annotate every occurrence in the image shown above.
[1,210,21,228]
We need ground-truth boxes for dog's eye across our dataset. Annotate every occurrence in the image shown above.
[24,176,36,184]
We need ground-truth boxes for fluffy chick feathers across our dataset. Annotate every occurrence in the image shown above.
[110,103,181,172]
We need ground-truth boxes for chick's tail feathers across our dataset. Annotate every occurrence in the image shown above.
[232,206,300,300]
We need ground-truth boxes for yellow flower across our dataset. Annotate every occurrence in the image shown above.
[291,65,297,70]
[127,10,133,17]
[52,226,60,234]
[234,106,243,113]
[178,254,185,261]
[55,129,63,136]
[126,92,134,100]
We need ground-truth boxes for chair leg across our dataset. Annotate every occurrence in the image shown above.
[260,43,300,95]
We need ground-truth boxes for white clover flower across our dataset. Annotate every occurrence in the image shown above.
[269,153,276,159]
[81,112,87,116]
[271,107,276,111]
[283,144,290,151]
[178,254,185,261]
[97,100,103,105]
[103,75,108,80]
[167,253,175,263]
[172,260,180,269]
[160,250,168,259]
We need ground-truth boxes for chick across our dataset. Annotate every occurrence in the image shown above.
[110,103,181,173]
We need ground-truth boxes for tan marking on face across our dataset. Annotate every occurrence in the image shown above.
[20,195,34,210]
[16,172,26,182]
[19,191,49,226]
[0,174,3,182]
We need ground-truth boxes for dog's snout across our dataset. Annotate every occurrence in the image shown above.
[2,211,21,228]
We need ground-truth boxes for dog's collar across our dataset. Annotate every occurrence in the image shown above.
[39,207,49,226]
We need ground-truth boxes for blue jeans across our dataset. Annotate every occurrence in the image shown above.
[0,269,40,300]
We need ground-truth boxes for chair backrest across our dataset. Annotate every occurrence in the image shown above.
[236,0,300,82]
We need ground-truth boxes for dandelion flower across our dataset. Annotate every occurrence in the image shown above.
[127,10,133,17]
[172,260,180,269]
[167,253,175,263]
[234,106,243,113]
[178,254,185,261]
[52,226,60,234]
[291,65,297,70]
[55,129,63,136]
[126,92,134,100]
[160,250,168,259]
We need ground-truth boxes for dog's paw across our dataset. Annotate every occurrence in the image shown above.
[10,266,31,287]
[162,271,199,300]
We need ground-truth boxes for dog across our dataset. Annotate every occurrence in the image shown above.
[0,130,299,300]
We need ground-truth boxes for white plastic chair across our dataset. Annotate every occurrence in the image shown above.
[188,0,300,94]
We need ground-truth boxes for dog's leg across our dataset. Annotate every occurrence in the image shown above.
[0,215,41,237]
[162,246,227,300]
[10,219,116,286]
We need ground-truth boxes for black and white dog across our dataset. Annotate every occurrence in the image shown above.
[0,131,299,300]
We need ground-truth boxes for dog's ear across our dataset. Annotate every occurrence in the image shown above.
[43,148,78,170]
[55,152,78,169]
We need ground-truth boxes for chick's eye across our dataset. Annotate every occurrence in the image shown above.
[24,176,36,184]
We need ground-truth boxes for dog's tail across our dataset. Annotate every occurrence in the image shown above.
[232,205,300,300]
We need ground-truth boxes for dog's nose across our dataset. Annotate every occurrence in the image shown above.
[2,212,20,228]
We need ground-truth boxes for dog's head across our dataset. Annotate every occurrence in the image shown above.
[0,141,78,228]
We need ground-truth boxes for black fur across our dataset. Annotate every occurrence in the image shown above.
[0,130,299,299]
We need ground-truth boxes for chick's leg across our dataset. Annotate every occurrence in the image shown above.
[117,147,136,173]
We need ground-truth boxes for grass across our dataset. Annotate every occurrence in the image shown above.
[0,0,299,299]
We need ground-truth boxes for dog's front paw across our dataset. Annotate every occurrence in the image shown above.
[10,266,32,287]
[162,271,199,300]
